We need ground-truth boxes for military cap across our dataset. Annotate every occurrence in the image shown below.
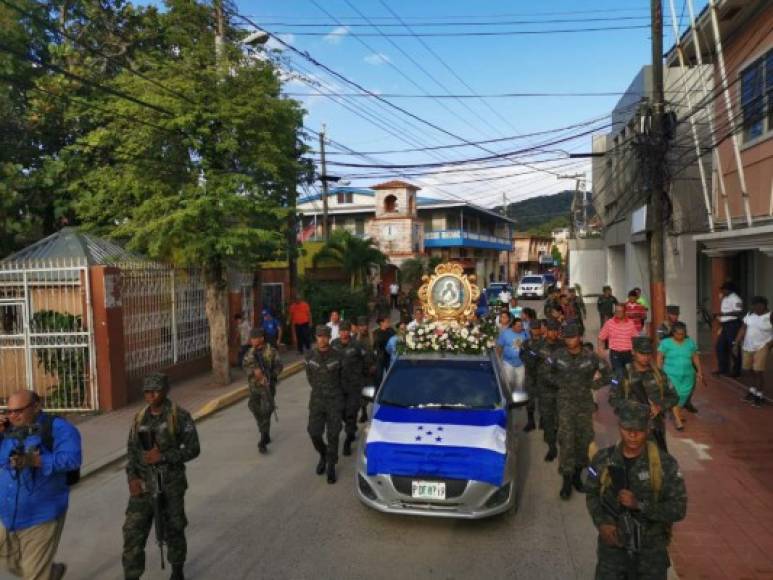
[666,305,680,315]
[143,372,169,391]
[339,320,352,331]
[545,319,561,331]
[249,327,264,339]
[562,323,581,338]
[617,400,650,431]
[632,336,653,353]
[316,325,331,338]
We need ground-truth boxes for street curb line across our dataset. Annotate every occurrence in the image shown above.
[78,360,305,482]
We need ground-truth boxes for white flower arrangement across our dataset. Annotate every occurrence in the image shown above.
[397,319,498,355]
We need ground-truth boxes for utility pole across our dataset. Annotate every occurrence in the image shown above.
[319,125,330,241]
[649,0,667,338]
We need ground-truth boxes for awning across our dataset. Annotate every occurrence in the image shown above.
[693,224,773,257]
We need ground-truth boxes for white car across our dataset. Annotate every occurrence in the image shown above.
[517,275,550,299]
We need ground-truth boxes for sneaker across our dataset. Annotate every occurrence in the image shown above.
[752,395,764,408]
[743,391,756,403]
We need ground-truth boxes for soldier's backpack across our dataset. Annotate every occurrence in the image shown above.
[39,415,81,486]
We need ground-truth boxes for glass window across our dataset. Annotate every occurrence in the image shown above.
[741,56,765,142]
[520,276,544,284]
[379,359,502,409]
[766,51,773,132]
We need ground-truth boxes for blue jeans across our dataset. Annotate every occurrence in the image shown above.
[609,350,632,385]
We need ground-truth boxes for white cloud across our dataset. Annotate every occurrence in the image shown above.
[363,52,390,66]
[323,26,349,44]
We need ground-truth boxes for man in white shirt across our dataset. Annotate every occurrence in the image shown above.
[407,308,425,331]
[326,310,341,341]
[389,282,400,309]
[735,296,772,407]
[713,281,744,377]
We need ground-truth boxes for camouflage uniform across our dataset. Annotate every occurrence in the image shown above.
[242,337,283,445]
[122,375,200,580]
[332,329,371,442]
[609,339,679,453]
[535,337,564,449]
[305,329,344,467]
[586,401,687,580]
[522,335,544,417]
[356,315,374,423]
[551,344,610,477]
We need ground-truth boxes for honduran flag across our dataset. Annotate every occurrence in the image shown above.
[365,406,508,487]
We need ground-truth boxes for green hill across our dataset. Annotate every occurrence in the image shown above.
[495,190,575,235]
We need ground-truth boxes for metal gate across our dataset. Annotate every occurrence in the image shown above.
[0,260,98,411]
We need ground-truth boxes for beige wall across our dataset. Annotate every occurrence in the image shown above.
[714,5,773,223]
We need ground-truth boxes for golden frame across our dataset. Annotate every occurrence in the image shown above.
[417,263,480,324]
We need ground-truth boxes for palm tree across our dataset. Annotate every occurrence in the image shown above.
[312,230,389,289]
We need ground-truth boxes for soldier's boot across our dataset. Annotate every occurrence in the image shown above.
[544,443,557,462]
[265,432,272,444]
[170,564,185,580]
[572,467,585,493]
[258,432,268,454]
[523,411,536,433]
[359,406,368,423]
[343,435,354,456]
[560,475,573,500]
[327,462,337,484]
[311,436,327,475]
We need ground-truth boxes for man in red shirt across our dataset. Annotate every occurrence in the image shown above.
[624,290,648,333]
[288,295,312,354]
[597,303,640,382]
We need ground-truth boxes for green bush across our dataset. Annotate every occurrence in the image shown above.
[299,279,369,325]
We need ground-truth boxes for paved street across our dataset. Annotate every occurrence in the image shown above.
[55,360,602,580]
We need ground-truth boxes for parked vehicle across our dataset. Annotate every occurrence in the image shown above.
[356,352,527,519]
[517,275,551,299]
[484,282,514,305]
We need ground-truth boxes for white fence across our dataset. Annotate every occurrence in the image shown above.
[120,265,211,379]
[0,259,98,411]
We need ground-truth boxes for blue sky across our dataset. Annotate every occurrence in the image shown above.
[148,1,708,207]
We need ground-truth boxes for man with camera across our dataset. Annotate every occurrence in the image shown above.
[122,373,200,580]
[0,390,81,580]
[586,400,687,579]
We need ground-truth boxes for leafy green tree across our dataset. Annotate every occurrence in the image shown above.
[63,1,308,384]
[312,231,389,290]
[551,245,563,266]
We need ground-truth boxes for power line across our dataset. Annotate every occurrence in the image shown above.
[257,16,655,27]
[266,24,652,37]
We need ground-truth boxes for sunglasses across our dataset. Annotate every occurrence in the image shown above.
[6,402,33,415]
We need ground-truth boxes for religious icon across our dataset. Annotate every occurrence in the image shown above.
[417,262,479,324]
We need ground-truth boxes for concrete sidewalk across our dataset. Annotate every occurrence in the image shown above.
[74,350,305,479]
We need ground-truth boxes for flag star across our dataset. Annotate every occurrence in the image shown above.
[437,426,444,431]
[436,437,442,442]
[426,431,433,436]
[415,436,422,441]
[417,426,423,430]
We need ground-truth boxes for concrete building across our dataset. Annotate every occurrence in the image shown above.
[297,180,514,289]
[500,234,553,282]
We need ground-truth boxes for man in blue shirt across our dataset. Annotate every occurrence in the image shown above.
[497,318,530,392]
[0,390,81,580]
[261,309,282,348]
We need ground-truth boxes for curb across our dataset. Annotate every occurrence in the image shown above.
[79,360,305,482]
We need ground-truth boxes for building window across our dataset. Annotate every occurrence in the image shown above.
[355,219,365,236]
[384,194,398,213]
[740,49,773,143]
[336,191,353,204]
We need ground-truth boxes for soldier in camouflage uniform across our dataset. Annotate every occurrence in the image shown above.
[535,319,564,461]
[609,337,679,452]
[550,324,611,499]
[586,400,687,580]
[122,373,200,580]
[242,328,283,453]
[305,325,344,484]
[521,319,545,432]
[331,320,371,456]
[355,315,373,424]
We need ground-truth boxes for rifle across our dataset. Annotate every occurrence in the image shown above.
[138,429,167,570]
[600,464,642,579]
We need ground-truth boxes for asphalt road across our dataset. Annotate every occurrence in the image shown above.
[51,348,603,580]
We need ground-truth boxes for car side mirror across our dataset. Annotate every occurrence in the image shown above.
[361,385,376,401]
[508,391,528,409]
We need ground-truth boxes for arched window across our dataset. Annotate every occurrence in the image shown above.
[384,194,398,213]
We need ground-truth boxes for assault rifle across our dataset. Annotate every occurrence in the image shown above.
[138,428,166,570]
[601,464,642,579]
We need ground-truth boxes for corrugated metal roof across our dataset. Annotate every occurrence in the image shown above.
[1,228,145,265]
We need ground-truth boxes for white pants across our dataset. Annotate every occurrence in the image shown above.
[501,363,525,391]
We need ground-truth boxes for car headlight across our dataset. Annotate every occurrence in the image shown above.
[484,482,512,509]
[358,474,378,501]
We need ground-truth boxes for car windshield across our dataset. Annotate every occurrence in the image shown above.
[378,359,502,410]
[520,276,543,284]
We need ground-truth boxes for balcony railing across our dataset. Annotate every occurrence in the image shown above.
[424,229,509,244]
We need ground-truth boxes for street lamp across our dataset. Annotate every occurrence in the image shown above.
[241,30,270,47]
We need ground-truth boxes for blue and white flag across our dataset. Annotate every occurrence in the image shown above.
[365,406,507,486]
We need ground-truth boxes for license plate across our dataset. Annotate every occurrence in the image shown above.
[411,480,446,500]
